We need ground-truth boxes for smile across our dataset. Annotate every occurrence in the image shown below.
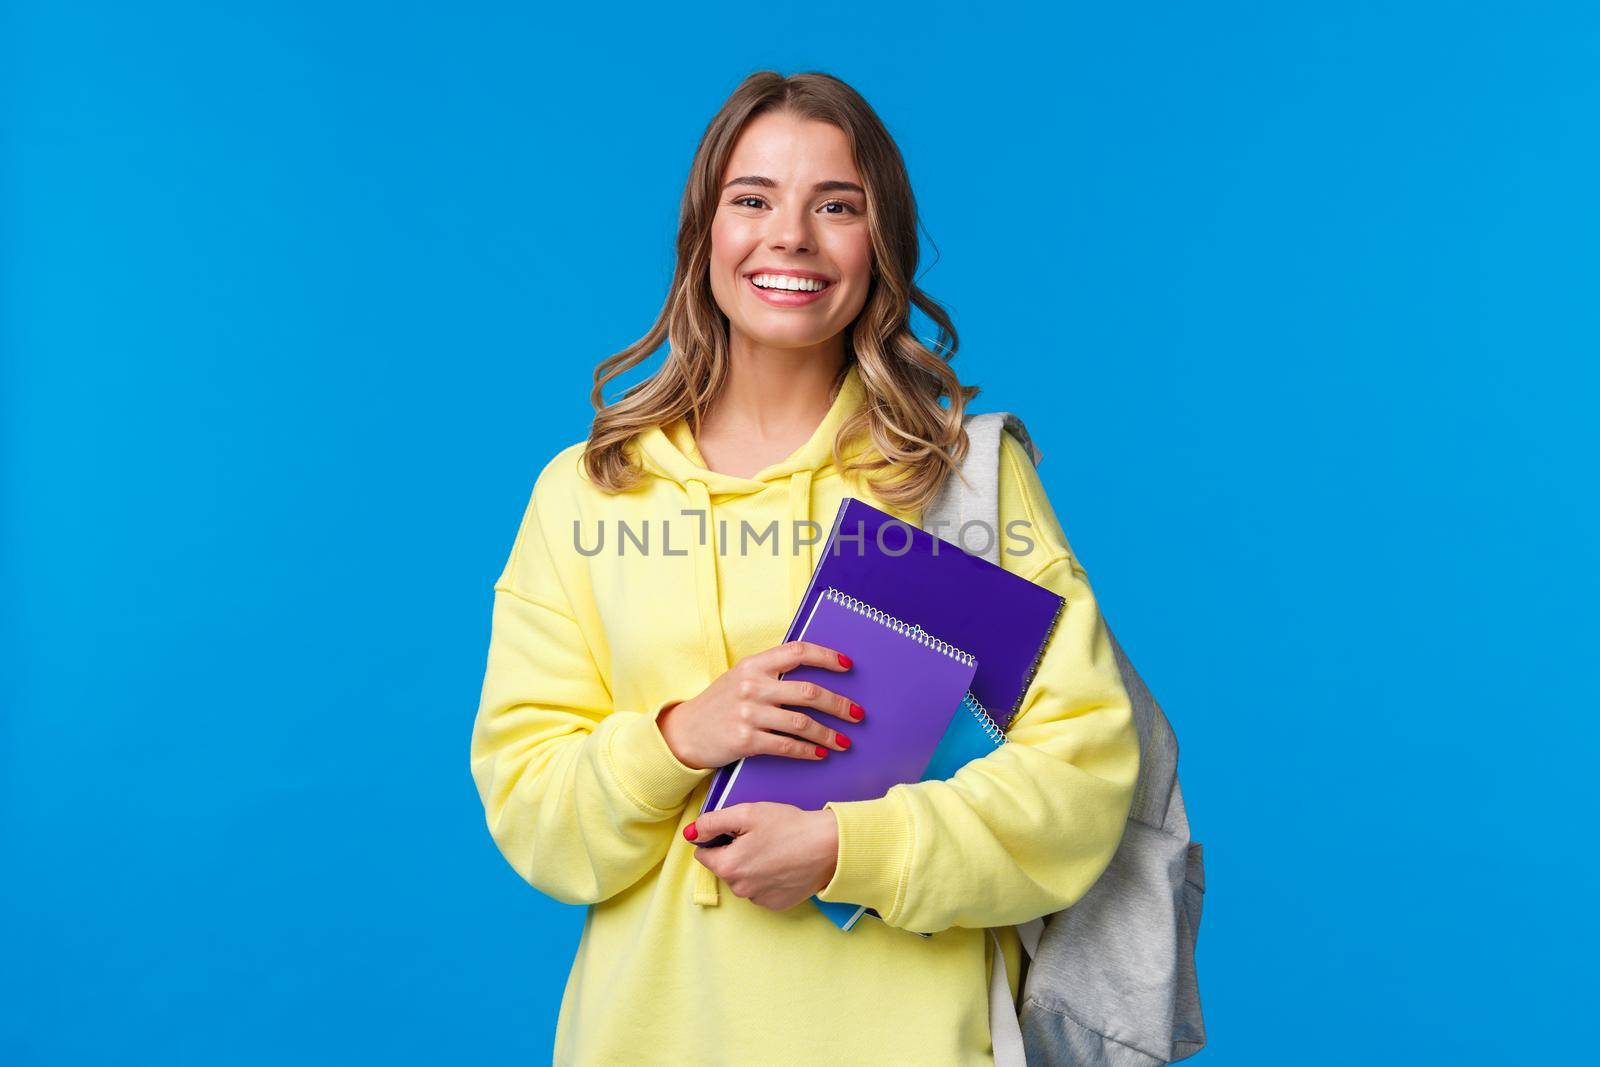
[746,273,834,307]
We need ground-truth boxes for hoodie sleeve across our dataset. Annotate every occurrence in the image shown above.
[816,433,1141,933]
[469,462,715,906]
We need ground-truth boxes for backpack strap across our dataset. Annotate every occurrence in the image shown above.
[922,412,1040,567]
[928,411,1182,830]
[923,413,1046,970]
[987,928,1027,1067]
[1109,627,1182,832]
[929,410,1207,1062]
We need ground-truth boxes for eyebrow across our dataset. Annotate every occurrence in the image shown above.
[722,175,866,195]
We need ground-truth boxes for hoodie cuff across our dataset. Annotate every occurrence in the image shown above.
[605,700,715,814]
[817,792,914,922]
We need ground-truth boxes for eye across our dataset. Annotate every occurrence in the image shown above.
[820,200,859,215]
[731,195,766,209]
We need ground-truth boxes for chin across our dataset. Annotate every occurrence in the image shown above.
[733,314,828,341]
[744,327,837,350]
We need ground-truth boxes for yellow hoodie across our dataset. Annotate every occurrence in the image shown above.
[470,361,1140,1065]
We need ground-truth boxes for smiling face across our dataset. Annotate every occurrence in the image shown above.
[708,110,874,352]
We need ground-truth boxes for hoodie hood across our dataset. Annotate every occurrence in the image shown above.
[630,360,873,909]
[630,360,874,629]
[633,360,870,494]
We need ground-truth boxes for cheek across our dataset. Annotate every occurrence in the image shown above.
[708,217,745,308]
[710,213,755,271]
[828,231,874,290]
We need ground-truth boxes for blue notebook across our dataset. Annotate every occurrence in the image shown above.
[815,690,1010,932]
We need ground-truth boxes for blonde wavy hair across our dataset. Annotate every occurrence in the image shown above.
[582,70,981,512]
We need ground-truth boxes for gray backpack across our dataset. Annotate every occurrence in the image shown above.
[922,412,1208,1066]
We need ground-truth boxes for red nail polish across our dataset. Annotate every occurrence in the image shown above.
[849,703,864,721]
[837,733,851,750]
[815,745,827,757]
[683,822,698,841]
[838,653,853,669]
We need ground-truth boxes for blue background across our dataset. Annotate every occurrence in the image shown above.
[6,3,1596,1064]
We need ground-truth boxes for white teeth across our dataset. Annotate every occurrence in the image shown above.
[751,273,828,292]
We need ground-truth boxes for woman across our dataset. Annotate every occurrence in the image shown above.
[469,71,1140,1065]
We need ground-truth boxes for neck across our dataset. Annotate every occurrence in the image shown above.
[702,333,849,439]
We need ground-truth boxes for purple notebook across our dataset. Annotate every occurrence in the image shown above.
[705,497,1066,816]
[700,586,977,816]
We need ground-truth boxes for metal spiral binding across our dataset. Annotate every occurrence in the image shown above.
[958,689,1008,745]
[820,587,977,667]
[1005,592,1066,728]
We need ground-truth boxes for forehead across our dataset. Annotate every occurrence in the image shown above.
[721,112,860,183]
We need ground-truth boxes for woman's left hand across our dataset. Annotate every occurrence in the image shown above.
[687,804,839,911]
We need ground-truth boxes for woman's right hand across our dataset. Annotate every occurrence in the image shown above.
[656,640,867,771]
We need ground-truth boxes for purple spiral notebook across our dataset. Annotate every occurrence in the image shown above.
[700,586,977,816]
[695,496,1067,933]
[705,497,1066,816]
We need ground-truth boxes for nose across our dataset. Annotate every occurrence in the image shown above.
[766,199,815,255]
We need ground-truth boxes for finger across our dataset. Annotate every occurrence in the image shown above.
[691,802,761,843]
[692,839,730,875]
[751,701,852,753]
[760,639,854,676]
[762,676,864,727]
[748,723,835,761]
